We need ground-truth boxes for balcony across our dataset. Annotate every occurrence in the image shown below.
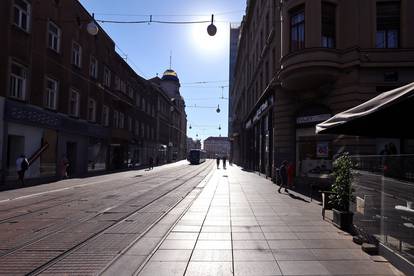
[279,48,341,91]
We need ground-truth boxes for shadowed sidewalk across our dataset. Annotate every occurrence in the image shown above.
[134,165,404,275]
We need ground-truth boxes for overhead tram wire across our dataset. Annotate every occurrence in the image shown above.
[94,10,244,17]
[114,44,149,79]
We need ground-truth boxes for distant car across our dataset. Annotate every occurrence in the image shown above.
[188,149,206,165]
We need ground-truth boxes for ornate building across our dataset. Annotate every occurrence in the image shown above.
[229,0,414,179]
[0,0,186,185]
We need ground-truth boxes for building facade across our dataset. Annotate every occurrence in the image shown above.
[0,0,186,185]
[229,0,414,179]
[204,137,230,158]
[187,138,201,154]
[150,69,187,162]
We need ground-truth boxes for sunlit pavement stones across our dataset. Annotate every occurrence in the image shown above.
[138,165,402,276]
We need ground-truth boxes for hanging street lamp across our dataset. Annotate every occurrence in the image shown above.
[207,14,217,36]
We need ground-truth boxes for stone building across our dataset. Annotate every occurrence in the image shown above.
[204,137,230,159]
[0,0,186,185]
[229,0,414,179]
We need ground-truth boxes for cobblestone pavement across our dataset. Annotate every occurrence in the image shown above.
[133,164,404,276]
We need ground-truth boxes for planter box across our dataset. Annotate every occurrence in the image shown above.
[332,209,353,231]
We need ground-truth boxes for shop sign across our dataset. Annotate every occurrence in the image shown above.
[316,142,329,158]
[296,114,331,125]
[253,100,269,123]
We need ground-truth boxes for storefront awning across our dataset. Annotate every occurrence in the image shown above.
[316,82,414,138]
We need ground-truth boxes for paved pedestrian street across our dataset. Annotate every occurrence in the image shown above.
[111,165,404,276]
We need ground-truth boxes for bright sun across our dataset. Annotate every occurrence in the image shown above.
[191,22,228,53]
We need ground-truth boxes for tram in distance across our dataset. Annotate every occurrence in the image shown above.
[188,149,207,164]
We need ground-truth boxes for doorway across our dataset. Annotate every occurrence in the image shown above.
[7,135,25,174]
[66,142,77,177]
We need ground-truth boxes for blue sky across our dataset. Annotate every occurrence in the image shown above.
[79,0,246,142]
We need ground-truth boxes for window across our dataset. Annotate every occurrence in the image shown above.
[136,94,140,107]
[376,2,400,48]
[89,56,98,78]
[102,105,109,126]
[127,83,134,98]
[141,124,144,138]
[113,110,119,128]
[290,7,305,51]
[119,112,125,128]
[322,2,336,48]
[88,98,96,122]
[9,62,27,100]
[120,80,126,93]
[128,117,132,131]
[135,120,139,136]
[45,77,58,110]
[48,21,61,52]
[71,42,82,67]
[114,76,120,90]
[69,89,80,116]
[13,0,31,32]
[142,98,146,111]
[103,67,111,87]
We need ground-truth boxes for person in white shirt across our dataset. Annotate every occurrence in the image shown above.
[16,154,29,186]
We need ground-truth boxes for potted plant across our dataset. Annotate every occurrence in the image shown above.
[329,153,355,231]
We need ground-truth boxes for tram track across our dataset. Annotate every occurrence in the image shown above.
[0,162,210,251]
[0,164,188,219]
[0,161,214,275]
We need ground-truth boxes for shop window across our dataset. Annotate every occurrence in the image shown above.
[290,6,305,52]
[71,41,82,67]
[87,98,96,122]
[88,138,107,172]
[322,2,336,48]
[376,2,400,48]
[9,61,27,100]
[45,77,58,110]
[13,0,31,32]
[69,89,80,117]
[48,21,61,53]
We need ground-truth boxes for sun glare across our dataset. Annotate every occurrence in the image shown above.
[191,22,228,54]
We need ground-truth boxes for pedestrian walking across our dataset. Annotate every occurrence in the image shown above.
[60,155,69,179]
[222,156,227,169]
[216,155,220,169]
[148,156,154,170]
[278,160,289,193]
[16,154,29,186]
[287,162,295,189]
